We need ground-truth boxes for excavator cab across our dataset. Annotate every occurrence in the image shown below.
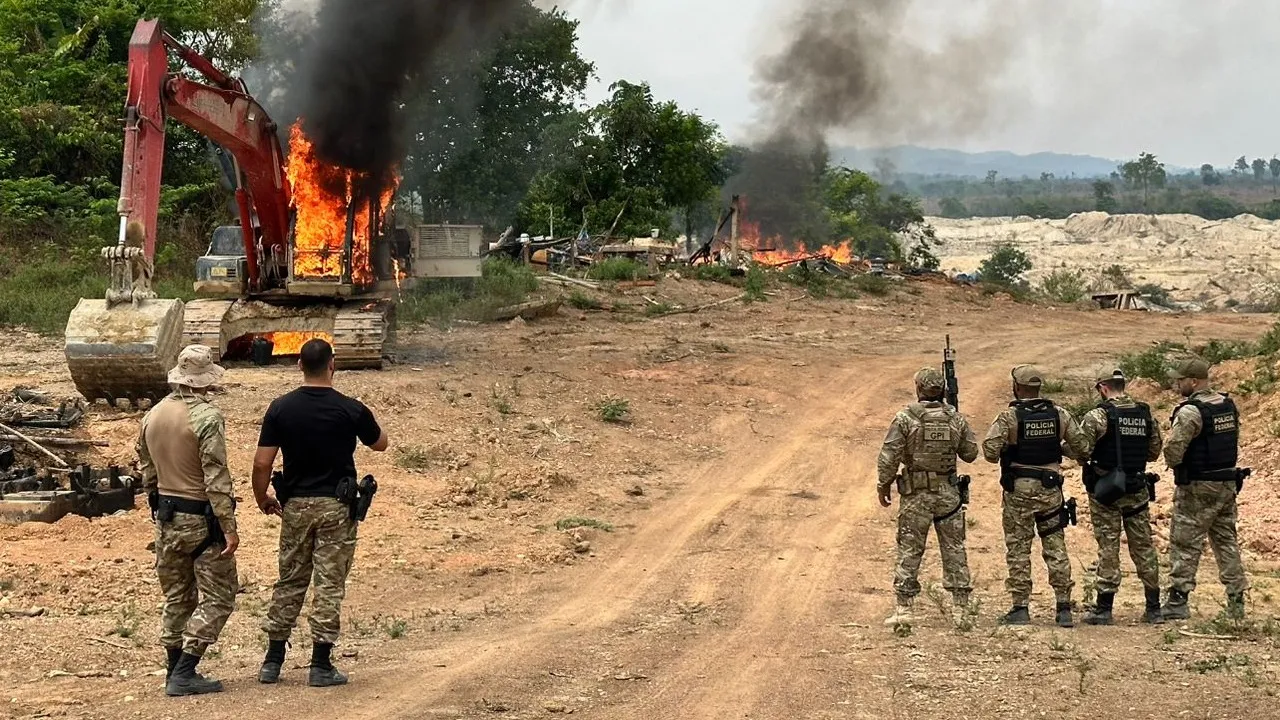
[194,225,249,296]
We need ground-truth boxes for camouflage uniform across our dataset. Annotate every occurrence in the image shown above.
[262,497,358,644]
[983,368,1090,614]
[1079,395,1164,596]
[878,368,979,621]
[138,393,239,658]
[1164,388,1248,602]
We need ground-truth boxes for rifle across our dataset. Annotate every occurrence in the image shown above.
[943,335,959,410]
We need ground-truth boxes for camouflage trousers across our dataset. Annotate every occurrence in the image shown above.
[1168,482,1249,596]
[1002,478,1073,606]
[155,513,238,656]
[894,482,971,603]
[263,497,358,644]
[1089,488,1160,595]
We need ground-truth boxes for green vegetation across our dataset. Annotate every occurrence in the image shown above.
[566,290,603,310]
[690,263,734,284]
[555,516,613,532]
[743,265,767,302]
[594,396,631,423]
[978,243,1032,288]
[1039,268,1088,304]
[400,257,538,327]
[588,257,647,282]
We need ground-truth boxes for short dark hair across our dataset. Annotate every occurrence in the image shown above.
[300,339,334,376]
[918,387,944,401]
[1100,378,1126,392]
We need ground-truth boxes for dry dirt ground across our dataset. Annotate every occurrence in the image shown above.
[2,279,1280,720]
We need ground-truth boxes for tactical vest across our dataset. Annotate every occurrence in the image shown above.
[906,403,957,474]
[1090,400,1152,475]
[1175,395,1239,480]
[1009,399,1062,466]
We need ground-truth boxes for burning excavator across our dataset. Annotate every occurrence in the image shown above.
[64,20,418,404]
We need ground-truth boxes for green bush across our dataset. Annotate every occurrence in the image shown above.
[401,257,539,327]
[690,263,733,283]
[566,290,603,310]
[1039,268,1088,303]
[588,257,647,282]
[1119,345,1177,386]
[743,265,767,302]
[1136,283,1174,308]
[978,243,1032,287]
[851,274,891,296]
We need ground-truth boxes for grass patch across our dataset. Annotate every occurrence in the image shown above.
[690,264,734,284]
[1188,654,1253,674]
[1040,378,1067,394]
[401,257,538,328]
[644,302,675,317]
[566,290,603,310]
[379,615,410,639]
[743,265,767,302]
[395,445,435,470]
[588,257,647,282]
[851,273,891,296]
[0,258,196,335]
[1119,343,1179,386]
[556,516,613,532]
[113,602,140,640]
[594,396,630,423]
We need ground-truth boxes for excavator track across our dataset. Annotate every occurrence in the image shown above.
[182,299,237,360]
[64,298,186,404]
[333,300,393,369]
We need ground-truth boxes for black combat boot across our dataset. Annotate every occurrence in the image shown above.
[1163,589,1190,621]
[164,647,182,680]
[165,652,224,696]
[1142,588,1164,624]
[1055,601,1075,628]
[999,605,1031,626]
[1227,592,1246,620]
[259,639,288,684]
[308,643,348,688]
[1082,593,1114,626]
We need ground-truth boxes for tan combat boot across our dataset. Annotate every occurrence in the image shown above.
[883,599,915,626]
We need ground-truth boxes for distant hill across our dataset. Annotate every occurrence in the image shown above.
[832,145,1135,179]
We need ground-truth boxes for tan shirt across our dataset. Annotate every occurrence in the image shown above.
[1079,394,1163,462]
[982,402,1089,473]
[137,394,237,534]
[1164,389,1229,468]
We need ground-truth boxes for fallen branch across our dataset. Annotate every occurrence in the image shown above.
[546,272,600,290]
[0,434,108,448]
[2,607,46,618]
[0,421,68,467]
[88,635,131,650]
[1177,629,1237,641]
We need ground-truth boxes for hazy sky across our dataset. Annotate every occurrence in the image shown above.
[562,0,1280,168]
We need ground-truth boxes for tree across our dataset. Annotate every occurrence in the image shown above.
[1253,158,1268,181]
[978,243,1032,287]
[1235,156,1250,175]
[985,170,999,187]
[1039,268,1087,303]
[939,197,968,218]
[1119,152,1166,210]
[1200,163,1221,186]
[401,2,594,229]
[1271,157,1280,196]
[516,81,728,239]
[1092,180,1117,212]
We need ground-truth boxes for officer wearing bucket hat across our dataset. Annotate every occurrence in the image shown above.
[877,367,979,628]
[136,345,239,696]
[1162,356,1249,621]
[1077,368,1163,625]
[983,365,1089,628]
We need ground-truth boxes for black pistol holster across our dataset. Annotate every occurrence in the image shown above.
[270,470,291,505]
[355,475,378,522]
[147,487,160,520]
[957,474,971,506]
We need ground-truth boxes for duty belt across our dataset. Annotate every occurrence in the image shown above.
[157,494,212,515]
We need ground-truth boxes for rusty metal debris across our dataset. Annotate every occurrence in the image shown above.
[0,460,139,525]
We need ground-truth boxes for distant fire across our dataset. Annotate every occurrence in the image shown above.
[266,331,334,356]
[286,122,395,284]
[737,219,856,266]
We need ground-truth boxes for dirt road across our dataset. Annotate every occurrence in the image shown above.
[2,283,1279,719]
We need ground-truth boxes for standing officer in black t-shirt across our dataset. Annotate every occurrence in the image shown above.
[251,339,388,687]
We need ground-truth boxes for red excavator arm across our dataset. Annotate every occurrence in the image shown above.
[119,19,290,293]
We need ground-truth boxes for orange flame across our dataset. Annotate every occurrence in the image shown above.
[737,218,856,266]
[285,123,395,284]
[265,331,334,356]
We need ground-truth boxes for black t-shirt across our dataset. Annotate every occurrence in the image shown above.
[258,386,382,498]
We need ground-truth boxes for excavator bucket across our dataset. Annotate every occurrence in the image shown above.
[64,298,185,404]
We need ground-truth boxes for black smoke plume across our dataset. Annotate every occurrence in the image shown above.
[297,0,521,197]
